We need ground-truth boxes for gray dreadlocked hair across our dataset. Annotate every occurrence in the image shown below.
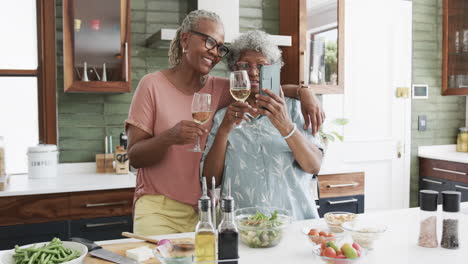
[168,10,223,66]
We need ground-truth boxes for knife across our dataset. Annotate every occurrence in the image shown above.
[71,237,139,264]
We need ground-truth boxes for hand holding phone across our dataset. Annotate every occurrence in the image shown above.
[259,64,281,97]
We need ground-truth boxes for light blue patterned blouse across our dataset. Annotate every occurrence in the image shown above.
[201,98,325,220]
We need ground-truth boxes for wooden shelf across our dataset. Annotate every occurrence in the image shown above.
[64,81,131,93]
[63,0,131,93]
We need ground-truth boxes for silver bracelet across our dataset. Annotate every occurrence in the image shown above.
[283,123,297,140]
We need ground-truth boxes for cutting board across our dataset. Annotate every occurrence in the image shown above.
[83,238,194,264]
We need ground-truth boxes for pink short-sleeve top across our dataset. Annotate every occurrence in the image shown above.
[125,71,231,206]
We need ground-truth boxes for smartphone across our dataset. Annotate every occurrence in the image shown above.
[260,64,281,97]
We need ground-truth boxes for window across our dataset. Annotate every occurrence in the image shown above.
[0,0,56,174]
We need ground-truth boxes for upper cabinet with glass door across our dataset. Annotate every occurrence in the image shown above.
[442,0,468,95]
[63,0,131,93]
[305,0,344,94]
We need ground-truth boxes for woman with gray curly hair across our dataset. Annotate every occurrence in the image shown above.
[126,9,324,235]
[202,30,324,220]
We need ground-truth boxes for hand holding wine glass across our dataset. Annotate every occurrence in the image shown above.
[188,93,212,152]
[230,70,251,128]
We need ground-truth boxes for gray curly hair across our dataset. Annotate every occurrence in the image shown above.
[226,30,283,71]
[168,10,223,66]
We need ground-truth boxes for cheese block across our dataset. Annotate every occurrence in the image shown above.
[125,246,154,261]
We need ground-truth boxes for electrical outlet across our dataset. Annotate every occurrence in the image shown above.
[418,115,427,131]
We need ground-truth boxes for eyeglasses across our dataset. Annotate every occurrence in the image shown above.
[190,30,230,57]
[235,62,269,72]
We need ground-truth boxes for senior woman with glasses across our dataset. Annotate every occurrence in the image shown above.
[202,30,324,220]
[126,10,325,236]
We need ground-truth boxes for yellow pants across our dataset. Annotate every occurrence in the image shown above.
[133,194,198,236]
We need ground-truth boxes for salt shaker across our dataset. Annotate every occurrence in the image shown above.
[441,191,461,249]
[418,190,439,248]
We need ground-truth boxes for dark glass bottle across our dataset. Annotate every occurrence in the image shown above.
[218,183,238,264]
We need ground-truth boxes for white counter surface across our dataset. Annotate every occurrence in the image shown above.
[0,163,136,197]
[97,203,468,264]
[418,144,468,164]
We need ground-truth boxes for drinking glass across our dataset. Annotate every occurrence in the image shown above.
[188,93,212,152]
[229,70,251,128]
[463,30,468,53]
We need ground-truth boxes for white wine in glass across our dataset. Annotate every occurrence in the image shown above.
[230,70,251,128]
[188,93,212,152]
[192,111,211,125]
[230,70,251,103]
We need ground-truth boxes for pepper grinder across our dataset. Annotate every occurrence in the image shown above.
[441,191,461,249]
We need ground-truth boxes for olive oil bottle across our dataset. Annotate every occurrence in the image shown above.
[195,177,216,263]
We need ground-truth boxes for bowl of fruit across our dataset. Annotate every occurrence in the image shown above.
[302,226,346,246]
[313,241,365,264]
[324,211,358,233]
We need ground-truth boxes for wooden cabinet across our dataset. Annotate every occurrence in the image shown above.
[0,193,69,226]
[317,172,365,217]
[419,158,468,203]
[70,215,133,242]
[69,189,133,219]
[318,195,364,218]
[0,188,134,250]
[63,0,131,93]
[442,0,468,95]
[0,221,69,250]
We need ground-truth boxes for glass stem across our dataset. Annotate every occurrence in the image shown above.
[195,136,201,150]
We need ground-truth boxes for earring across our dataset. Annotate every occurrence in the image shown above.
[182,47,187,54]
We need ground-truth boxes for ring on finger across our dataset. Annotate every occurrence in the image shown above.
[235,112,238,117]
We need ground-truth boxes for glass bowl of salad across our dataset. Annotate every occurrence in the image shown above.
[235,207,291,248]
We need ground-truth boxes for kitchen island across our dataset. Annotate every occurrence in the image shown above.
[95,203,468,264]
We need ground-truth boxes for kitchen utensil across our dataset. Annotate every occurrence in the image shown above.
[27,144,58,179]
[120,232,195,252]
[121,232,159,244]
[71,237,138,264]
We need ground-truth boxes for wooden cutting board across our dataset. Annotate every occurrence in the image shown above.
[83,238,194,264]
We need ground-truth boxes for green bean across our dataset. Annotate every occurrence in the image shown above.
[13,238,80,264]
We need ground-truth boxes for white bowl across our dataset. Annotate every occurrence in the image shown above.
[1,241,88,264]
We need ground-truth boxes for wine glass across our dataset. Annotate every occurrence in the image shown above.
[230,70,251,128]
[188,93,212,152]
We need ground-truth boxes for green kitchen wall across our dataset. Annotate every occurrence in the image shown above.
[55,0,279,162]
[410,0,466,206]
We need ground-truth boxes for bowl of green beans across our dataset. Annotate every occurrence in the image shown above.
[2,238,88,264]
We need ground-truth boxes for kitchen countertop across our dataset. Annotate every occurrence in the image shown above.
[418,144,468,164]
[0,160,359,198]
[0,163,136,197]
[96,203,468,264]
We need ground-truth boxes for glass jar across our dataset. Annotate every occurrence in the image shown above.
[418,190,439,248]
[441,191,461,249]
[456,127,468,152]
